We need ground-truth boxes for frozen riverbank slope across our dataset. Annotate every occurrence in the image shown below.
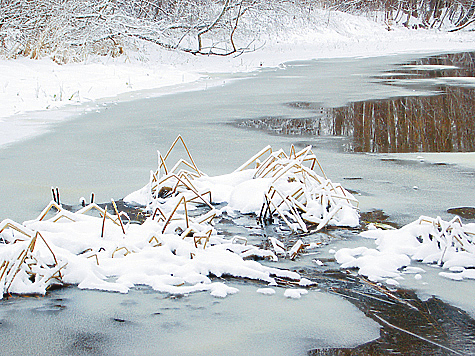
[1,9,475,147]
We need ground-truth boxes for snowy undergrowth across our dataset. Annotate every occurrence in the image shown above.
[335,216,475,286]
[124,141,360,232]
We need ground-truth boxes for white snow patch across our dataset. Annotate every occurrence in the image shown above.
[284,288,309,299]
[256,288,276,295]
[335,216,475,284]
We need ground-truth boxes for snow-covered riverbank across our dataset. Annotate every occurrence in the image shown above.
[1,9,475,148]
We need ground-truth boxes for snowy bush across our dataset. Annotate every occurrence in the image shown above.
[0,0,274,62]
[1,0,474,63]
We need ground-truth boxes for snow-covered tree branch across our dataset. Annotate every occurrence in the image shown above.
[1,0,474,63]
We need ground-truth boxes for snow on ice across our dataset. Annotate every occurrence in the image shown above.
[335,216,475,285]
[0,136,360,299]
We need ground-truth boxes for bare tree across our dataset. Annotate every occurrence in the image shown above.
[1,0,474,62]
[0,0,265,62]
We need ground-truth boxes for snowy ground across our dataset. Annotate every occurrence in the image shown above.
[1,9,475,147]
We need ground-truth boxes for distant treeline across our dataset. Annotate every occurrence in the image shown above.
[319,0,475,29]
[1,0,474,62]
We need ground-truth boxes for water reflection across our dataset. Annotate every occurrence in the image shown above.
[237,52,475,153]
[331,85,475,153]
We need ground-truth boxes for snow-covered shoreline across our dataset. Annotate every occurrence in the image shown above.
[1,9,475,148]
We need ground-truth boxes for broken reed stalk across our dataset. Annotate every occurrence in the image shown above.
[112,246,131,258]
[37,201,62,221]
[101,205,107,238]
[234,145,272,172]
[193,229,212,249]
[5,234,39,292]
[87,254,99,265]
[111,199,125,234]
[0,260,10,283]
[161,195,189,234]
[149,236,162,247]
[0,220,33,240]
[152,207,166,221]
[158,173,213,208]
[44,264,67,285]
[162,135,202,177]
[35,231,59,266]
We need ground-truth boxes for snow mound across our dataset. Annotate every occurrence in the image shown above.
[0,199,299,299]
[335,215,475,284]
[126,138,359,233]
[284,288,309,299]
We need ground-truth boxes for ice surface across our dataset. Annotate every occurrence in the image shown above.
[2,53,474,225]
[0,284,380,356]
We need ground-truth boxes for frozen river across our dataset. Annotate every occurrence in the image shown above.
[1,52,474,355]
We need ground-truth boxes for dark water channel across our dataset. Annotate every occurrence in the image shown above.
[1,51,475,355]
[237,52,475,154]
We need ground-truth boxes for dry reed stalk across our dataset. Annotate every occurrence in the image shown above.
[0,220,34,240]
[264,192,297,232]
[77,203,121,227]
[161,135,202,177]
[112,247,131,258]
[289,240,306,260]
[101,205,108,238]
[195,210,216,225]
[234,145,272,172]
[3,231,61,294]
[161,195,189,234]
[111,199,126,234]
[180,227,194,239]
[36,201,63,221]
[267,187,307,231]
[148,236,162,247]
[45,264,68,286]
[193,229,212,249]
[158,173,213,208]
[87,254,100,265]
[152,207,167,221]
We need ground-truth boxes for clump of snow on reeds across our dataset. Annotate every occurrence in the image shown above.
[126,139,360,233]
[0,199,299,299]
[335,216,475,285]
